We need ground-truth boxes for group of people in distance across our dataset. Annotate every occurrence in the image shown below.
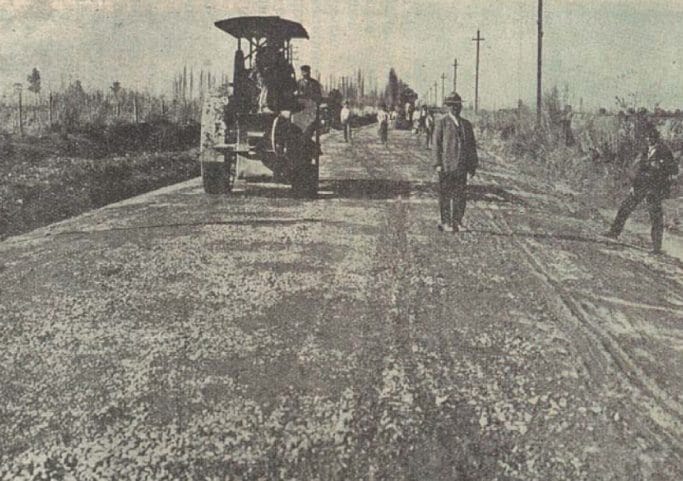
[249,43,679,255]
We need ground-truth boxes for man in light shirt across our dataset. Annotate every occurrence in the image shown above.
[340,101,352,142]
[433,92,479,232]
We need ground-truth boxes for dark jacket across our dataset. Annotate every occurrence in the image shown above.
[632,141,678,192]
[297,77,322,103]
[433,114,478,175]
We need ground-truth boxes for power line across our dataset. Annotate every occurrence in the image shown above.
[537,0,543,125]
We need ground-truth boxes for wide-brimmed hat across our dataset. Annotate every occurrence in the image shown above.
[444,92,463,105]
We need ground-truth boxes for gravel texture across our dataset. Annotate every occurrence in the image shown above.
[1,125,682,480]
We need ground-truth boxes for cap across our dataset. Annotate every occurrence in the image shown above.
[300,65,311,72]
[444,92,463,105]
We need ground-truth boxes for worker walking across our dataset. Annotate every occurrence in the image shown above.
[424,109,434,149]
[377,103,389,145]
[603,126,679,254]
[340,101,352,143]
[433,93,479,232]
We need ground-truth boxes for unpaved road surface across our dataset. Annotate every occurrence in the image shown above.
[1,126,682,480]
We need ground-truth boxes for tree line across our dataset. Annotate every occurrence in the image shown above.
[2,65,418,136]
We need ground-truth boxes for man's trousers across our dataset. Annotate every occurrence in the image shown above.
[439,171,468,228]
[342,122,352,142]
[609,185,666,251]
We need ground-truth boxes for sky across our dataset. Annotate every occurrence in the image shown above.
[1,0,682,110]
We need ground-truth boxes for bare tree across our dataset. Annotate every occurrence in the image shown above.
[27,68,41,120]
[110,81,122,116]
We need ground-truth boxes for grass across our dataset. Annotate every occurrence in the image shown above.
[0,121,200,239]
[475,104,683,230]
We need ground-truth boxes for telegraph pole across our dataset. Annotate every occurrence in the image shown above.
[452,58,458,93]
[472,29,485,113]
[441,73,446,105]
[434,81,438,106]
[537,0,543,125]
[14,83,23,136]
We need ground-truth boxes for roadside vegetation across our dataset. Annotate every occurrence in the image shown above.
[0,70,210,239]
[476,88,683,231]
[0,122,200,239]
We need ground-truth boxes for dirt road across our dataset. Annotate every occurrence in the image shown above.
[1,125,682,480]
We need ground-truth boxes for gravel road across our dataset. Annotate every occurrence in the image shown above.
[1,125,682,480]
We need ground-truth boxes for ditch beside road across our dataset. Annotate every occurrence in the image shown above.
[1,125,682,480]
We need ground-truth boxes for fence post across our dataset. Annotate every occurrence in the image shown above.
[48,91,53,128]
[14,84,24,136]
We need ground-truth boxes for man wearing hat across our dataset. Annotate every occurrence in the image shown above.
[296,65,322,103]
[433,92,479,232]
[295,65,323,157]
[603,126,679,254]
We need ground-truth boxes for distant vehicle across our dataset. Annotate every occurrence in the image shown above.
[200,16,324,197]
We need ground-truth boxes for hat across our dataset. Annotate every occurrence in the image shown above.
[444,92,463,105]
[300,65,311,72]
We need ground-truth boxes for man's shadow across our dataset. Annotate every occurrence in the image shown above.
[468,227,645,251]
[236,177,529,203]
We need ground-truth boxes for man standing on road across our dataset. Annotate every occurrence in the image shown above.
[377,103,389,145]
[340,101,352,143]
[433,92,479,233]
[425,109,435,149]
[603,126,679,254]
[295,65,324,157]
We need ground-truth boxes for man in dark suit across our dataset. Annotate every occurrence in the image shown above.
[296,65,322,103]
[604,126,679,254]
[433,92,479,232]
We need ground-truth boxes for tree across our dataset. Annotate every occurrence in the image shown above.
[27,68,41,97]
[110,81,122,116]
[27,68,41,120]
[61,80,87,132]
[385,68,399,107]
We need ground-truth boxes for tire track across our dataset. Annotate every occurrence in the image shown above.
[480,207,683,458]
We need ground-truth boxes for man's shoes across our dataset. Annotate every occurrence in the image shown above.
[457,223,469,232]
[437,223,454,233]
[601,230,619,239]
[649,248,663,256]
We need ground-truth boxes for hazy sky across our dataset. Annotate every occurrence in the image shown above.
[1,0,682,110]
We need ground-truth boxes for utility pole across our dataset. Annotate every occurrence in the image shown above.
[434,81,438,106]
[472,29,485,113]
[537,0,543,125]
[441,73,446,106]
[452,58,458,93]
[48,91,53,127]
[14,83,23,136]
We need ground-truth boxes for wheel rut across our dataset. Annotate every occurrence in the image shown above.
[481,207,683,459]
